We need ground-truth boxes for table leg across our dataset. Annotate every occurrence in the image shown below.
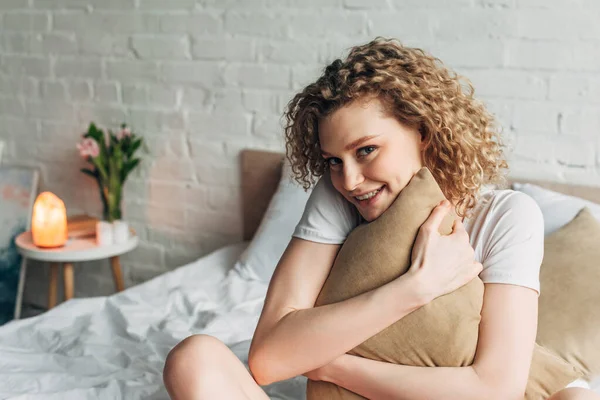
[48,263,59,309]
[110,256,125,292]
[14,258,28,319]
[63,263,74,301]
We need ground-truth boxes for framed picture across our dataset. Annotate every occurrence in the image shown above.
[0,166,39,324]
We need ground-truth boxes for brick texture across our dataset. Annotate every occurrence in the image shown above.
[1,0,598,307]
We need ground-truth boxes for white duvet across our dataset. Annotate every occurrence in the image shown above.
[0,242,598,399]
[0,242,306,400]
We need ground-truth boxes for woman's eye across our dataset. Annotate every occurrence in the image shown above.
[357,146,376,157]
[327,158,342,167]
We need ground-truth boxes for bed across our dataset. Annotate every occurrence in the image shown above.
[0,149,598,399]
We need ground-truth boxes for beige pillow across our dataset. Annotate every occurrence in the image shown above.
[537,207,600,380]
[306,167,580,400]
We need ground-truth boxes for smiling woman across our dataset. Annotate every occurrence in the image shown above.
[317,98,426,222]
[163,37,600,400]
[284,39,507,222]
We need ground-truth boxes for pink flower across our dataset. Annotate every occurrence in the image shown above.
[76,138,100,158]
[117,127,131,140]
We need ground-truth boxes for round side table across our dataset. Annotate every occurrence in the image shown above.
[15,231,139,310]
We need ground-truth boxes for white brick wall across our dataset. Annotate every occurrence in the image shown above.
[1,0,599,307]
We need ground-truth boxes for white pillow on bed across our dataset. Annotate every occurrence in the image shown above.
[512,182,600,235]
[234,161,311,282]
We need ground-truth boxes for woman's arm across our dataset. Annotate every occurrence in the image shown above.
[250,200,480,386]
[248,237,428,386]
[316,283,538,400]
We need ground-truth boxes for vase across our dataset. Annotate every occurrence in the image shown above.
[100,182,123,223]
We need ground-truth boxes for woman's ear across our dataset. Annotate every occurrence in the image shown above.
[418,125,427,150]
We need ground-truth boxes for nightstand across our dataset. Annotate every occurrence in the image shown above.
[15,230,139,313]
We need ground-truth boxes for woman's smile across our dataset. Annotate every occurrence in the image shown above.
[353,185,385,208]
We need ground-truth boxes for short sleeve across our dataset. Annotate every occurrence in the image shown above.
[292,170,361,244]
[479,191,545,295]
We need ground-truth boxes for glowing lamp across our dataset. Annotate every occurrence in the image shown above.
[32,192,68,248]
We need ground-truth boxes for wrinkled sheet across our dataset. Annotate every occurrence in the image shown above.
[0,242,306,400]
[0,242,598,399]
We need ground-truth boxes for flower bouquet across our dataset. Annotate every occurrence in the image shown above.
[77,123,144,222]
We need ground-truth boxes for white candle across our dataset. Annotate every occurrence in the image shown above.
[96,221,114,246]
[112,220,129,244]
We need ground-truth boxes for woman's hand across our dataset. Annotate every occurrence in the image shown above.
[407,199,483,304]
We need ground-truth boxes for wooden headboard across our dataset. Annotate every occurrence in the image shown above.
[240,149,600,241]
[240,149,285,241]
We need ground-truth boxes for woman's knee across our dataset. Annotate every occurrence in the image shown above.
[163,334,229,389]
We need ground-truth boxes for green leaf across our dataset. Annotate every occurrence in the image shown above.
[90,155,108,181]
[85,122,97,137]
[113,144,124,171]
[121,158,140,182]
[127,138,142,158]
[85,123,102,142]
[80,168,98,179]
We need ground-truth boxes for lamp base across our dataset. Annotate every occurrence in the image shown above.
[34,242,67,249]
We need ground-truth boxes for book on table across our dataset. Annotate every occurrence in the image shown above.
[67,214,99,239]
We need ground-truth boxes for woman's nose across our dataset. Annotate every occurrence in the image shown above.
[342,165,363,192]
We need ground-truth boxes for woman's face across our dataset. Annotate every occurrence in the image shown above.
[318,97,425,222]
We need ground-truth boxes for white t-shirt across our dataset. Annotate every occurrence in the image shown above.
[292,170,545,294]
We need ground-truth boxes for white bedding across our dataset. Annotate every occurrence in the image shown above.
[0,242,598,399]
[0,242,306,400]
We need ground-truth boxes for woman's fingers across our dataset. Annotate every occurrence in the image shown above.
[452,217,462,232]
[421,200,451,234]
[465,262,483,281]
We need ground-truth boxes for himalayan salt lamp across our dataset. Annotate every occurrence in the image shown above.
[32,192,68,248]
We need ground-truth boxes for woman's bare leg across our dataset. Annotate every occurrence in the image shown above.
[163,334,270,400]
[548,388,600,400]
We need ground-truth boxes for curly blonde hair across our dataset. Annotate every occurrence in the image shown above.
[283,37,508,218]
